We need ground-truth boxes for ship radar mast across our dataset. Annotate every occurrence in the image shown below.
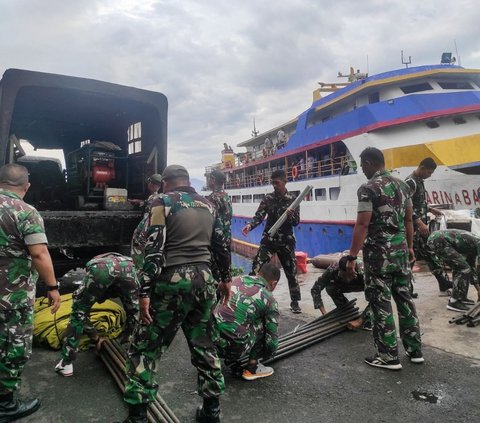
[401,50,412,68]
[251,117,259,138]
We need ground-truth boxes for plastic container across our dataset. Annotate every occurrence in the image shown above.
[295,251,308,273]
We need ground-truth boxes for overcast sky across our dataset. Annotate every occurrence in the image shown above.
[2,0,480,181]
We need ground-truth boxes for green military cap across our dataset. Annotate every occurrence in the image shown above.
[147,174,163,184]
[161,165,189,181]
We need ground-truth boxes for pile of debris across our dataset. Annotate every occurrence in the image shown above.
[449,302,480,327]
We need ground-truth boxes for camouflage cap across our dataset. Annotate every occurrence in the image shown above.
[161,165,189,181]
[147,174,163,185]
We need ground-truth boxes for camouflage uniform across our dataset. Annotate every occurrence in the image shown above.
[206,189,232,282]
[427,229,480,301]
[212,275,278,362]
[310,259,372,322]
[248,191,301,301]
[124,186,231,405]
[131,192,161,271]
[60,253,139,364]
[358,170,421,362]
[405,172,449,291]
[0,189,48,395]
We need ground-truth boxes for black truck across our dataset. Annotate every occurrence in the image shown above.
[0,68,168,275]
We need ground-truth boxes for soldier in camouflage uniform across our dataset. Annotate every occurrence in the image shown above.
[131,174,162,271]
[212,263,280,381]
[0,164,61,421]
[347,147,422,370]
[118,165,231,423]
[405,158,452,294]
[427,229,480,312]
[55,253,139,376]
[242,169,302,313]
[310,256,372,330]
[206,170,232,283]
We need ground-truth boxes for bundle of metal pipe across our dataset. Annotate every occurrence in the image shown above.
[99,339,180,423]
[448,302,480,327]
[240,300,361,366]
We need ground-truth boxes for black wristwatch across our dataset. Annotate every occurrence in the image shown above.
[46,285,59,291]
[346,255,357,262]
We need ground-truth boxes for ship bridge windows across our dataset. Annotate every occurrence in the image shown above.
[253,194,265,203]
[242,195,252,203]
[438,81,473,90]
[315,188,327,201]
[400,83,433,94]
[231,195,241,203]
[329,187,340,200]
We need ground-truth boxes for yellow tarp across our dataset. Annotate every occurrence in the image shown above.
[33,293,126,350]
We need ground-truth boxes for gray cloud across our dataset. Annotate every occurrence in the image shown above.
[1,0,479,180]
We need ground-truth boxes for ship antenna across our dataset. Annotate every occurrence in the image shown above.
[401,50,411,68]
[454,39,461,66]
[252,117,259,138]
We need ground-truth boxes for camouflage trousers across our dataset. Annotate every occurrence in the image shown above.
[311,281,372,322]
[60,265,139,364]
[124,263,224,405]
[364,260,421,362]
[214,326,267,362]
[427,237,473,301]
[413,231,451,291]
[0,307,33,394]
[252,239,301,301]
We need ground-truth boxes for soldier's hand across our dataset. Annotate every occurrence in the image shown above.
[218,281,232,304]
[418,221,430,237]
[139,297,153,325]
[408,248,415,264]
[48,290,61,314]
[320,306,327,315]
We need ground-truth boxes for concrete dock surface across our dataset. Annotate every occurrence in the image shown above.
[17,263,480,422]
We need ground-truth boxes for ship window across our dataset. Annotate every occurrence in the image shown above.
[425,121,440,129]
[400,83,433,94]
[315,188,327,201]
[453,116,466,125]
[231,195,241,203]
[253,194,265,203]
[242,195,252,203]
[368,92,380,104]
[329,187,340,200]
[80,139,90,147]
[438,81,473,90]
[127,122,142,155]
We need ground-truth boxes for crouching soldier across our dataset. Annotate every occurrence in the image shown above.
[427,229,480,312]
[213,264,280,381]
[55,253,139,376]
[311,256,372,330]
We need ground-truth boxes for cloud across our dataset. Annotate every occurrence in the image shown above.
[1,0,479,181]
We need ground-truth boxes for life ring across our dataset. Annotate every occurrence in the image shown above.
[292,165,299,179]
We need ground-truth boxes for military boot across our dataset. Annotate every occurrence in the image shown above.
[0,393,41,423]
[114,403,148,423]
[196,397,220,423]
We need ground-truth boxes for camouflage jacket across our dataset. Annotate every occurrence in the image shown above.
[206,189,232,246]
[428,229,480,258]
[0,189,48,310]
[357,170,412,268]
[131,192,161,271]
[141,186,231,296]
[213,275,279,359]
[405,172,427,225]
[248,190,299,242]
[312,259,364,309]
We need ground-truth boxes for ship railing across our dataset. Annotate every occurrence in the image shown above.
[223,154,353,190]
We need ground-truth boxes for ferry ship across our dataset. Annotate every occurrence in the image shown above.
[204,57,480,257]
